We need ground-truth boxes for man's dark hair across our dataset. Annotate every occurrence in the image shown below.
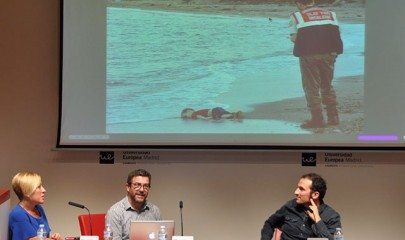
[301,173,327,201]
[127,169,152,185]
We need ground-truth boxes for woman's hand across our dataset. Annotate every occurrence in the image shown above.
[50,233,62,240]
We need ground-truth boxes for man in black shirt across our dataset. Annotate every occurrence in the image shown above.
[260,173,341,240]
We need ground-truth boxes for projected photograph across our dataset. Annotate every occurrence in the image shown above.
[106,0,365,135]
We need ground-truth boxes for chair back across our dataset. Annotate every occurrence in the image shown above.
[78,213,106,240]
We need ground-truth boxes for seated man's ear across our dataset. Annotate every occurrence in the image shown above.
[310,191,320,200]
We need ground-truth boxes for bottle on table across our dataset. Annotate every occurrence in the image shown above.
[37,224,47,240]
[103,222,113,240]
[148,232,156,240]
[333,227,344,240]
[158,225,167,240]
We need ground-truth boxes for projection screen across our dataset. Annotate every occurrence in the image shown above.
[58,0,405,149]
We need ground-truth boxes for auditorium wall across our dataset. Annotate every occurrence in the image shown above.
[1,1,404,239]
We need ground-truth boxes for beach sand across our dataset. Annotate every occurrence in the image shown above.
[243,75,364,134]
[108,0,365,134]
[212,69,364,134]
[108,0,365,23]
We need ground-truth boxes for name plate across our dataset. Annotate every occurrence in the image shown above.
[172,236,194,240]
[80,236,99,240]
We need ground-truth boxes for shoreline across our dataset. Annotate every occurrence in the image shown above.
[109,74,364,134]
[108,1,365,23]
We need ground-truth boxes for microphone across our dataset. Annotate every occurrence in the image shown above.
[68,201,85,209]
[68,201,93,236]
[179,201,184,236]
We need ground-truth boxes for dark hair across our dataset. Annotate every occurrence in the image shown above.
[127,169,152,185]
[181,108,194,119]
[301,173,327,201]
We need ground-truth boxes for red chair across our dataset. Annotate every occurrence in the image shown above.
[78,213,106,240]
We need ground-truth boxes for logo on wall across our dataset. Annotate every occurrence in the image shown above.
[301,152,317,166]
[99,151,115,164]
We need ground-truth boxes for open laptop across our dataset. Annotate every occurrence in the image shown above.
[130,220,175,240]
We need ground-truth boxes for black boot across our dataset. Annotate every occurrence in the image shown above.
[301,110,325,129]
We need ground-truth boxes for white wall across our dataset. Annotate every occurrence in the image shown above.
[0,198,10,240]
[1,1,405,240]
[42,157,405,240]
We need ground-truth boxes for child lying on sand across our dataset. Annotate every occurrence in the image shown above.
[181,107,243,120]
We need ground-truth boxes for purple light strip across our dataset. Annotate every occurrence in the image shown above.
[357,135,399,141]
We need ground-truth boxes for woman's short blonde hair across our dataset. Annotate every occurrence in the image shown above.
[11,172,42,200]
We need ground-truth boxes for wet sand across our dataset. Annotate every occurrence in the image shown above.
[108,0,365,23]
[244,75,364,134]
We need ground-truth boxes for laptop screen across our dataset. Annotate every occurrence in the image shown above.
[130,220,175,240]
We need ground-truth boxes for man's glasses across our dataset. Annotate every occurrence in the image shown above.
[130,182,151,191]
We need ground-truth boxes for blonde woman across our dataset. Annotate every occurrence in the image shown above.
[8,172,61,240]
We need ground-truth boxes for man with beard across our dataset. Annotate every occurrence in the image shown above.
[107,169,161,240]
[260,173,341,240]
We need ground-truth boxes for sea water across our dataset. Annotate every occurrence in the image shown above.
[106,7,364,133]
